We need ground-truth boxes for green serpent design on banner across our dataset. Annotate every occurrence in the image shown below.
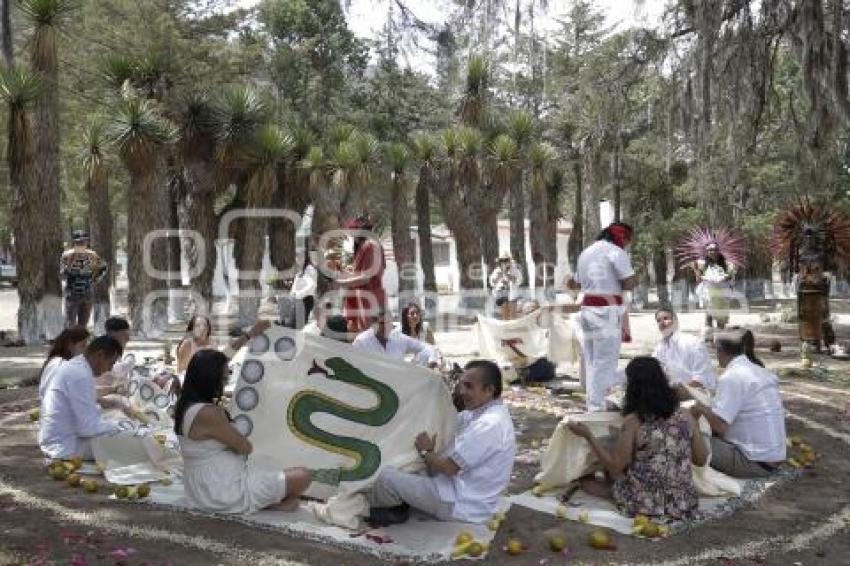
[287,357,400,486]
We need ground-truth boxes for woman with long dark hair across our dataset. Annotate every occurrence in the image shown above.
[39,326,90,399]
[176,315,270,375]
[400,302,434,345]
[174,350,311,513]
[567,356,708,519]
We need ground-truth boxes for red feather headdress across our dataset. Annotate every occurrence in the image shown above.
[674,227,748,270]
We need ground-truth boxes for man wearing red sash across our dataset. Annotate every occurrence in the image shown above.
[567,223,636,412]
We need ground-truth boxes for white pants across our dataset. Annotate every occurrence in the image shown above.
[368,467,455,521]
[578,306,623,412]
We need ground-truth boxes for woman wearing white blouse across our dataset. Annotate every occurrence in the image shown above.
[290,251,317,329]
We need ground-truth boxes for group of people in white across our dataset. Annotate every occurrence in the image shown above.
[35,221,788,529]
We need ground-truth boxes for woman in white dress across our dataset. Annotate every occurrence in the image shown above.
[174,350,311,513]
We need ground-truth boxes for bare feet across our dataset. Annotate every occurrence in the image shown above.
[580,477,613,501]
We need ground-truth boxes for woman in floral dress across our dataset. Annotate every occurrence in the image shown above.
[568,357,708,519]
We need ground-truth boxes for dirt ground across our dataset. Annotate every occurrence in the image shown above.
[1,311,850,565]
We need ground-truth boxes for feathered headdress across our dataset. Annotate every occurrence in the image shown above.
[770,199,850,273]
[674,227,748,269]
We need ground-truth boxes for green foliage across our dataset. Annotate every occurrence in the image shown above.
[489,133,518,163]
[386,142,410,174]
[249,123,293,166]
[0,66,42,106]
[412,133,439,162]
[108,96,177,159]
[17,0,77,27]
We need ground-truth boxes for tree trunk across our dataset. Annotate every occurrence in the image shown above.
[179,159,219,309]
[433,164,483,292]
[480,212,500,282]
[529,171,549,289]
[652,246,669,306]
[236,168,275,327]
[1,0,12,67]
[126,167,170,337]
[582,143,603,240]
[415,164,437,293]
[509,170,528,286]
[167,177,184,322]
[391,173,415,294]
[34,36,63,339]
[8,105,42,344]
[545,173,562,289]
[568,160,584,272]
[87,161,113,334]
[269,165,308,289]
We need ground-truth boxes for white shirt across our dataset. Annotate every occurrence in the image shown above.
[576,240,634,296]
[39,355,119,459]
[38,357,64,400]
[653,331,717,390]
[489,264,523,300]
[352,328,440,365]
[434,400,516,522]
[291,265,317,300]
[712,355,786,462]
[302,321,321,336]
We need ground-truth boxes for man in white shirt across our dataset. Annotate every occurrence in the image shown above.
[567,223,636,412]
[365,360,516,526]
[653,308,717,390]
[352,310,441,368]
[489,252,524,320]
[39,336,124,460]
[690,330,786,477]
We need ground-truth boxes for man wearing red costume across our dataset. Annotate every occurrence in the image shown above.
[567,223,636,412]
[337,216,387,333]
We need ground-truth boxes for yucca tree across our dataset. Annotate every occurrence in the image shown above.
[1,66,42,343]
[20,0,77,337]
[546,167,567,275]
[269,127,314,286]
[386,142,415,294]
[175,91,220,307]
[108,96,177,335]
[339,131,379,220]
[301,144,338,297]
[459,54,488,127]
[236,124,293,326]
[412,134,439,294]
[529,142,556,289]
[484,133,519,273]
[508,109,534,284]
[215,85,267,294]
[81,120,113,332]
[432,128,483,293]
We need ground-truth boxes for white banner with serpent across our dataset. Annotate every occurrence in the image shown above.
[230,327,458,527]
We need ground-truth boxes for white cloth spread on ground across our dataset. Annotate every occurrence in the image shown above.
[712,355,787,463]
[39,355,120,459]
[352,327,441,366]
[653,331,717,390]
[231,327,457,529]
[575,240,634,411]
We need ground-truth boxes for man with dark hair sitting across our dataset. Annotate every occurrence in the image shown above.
[689,330,786,477]
[321,314,352,343]
[365,360,515,526]
[104,316,130,348]
[39,336,124,460]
